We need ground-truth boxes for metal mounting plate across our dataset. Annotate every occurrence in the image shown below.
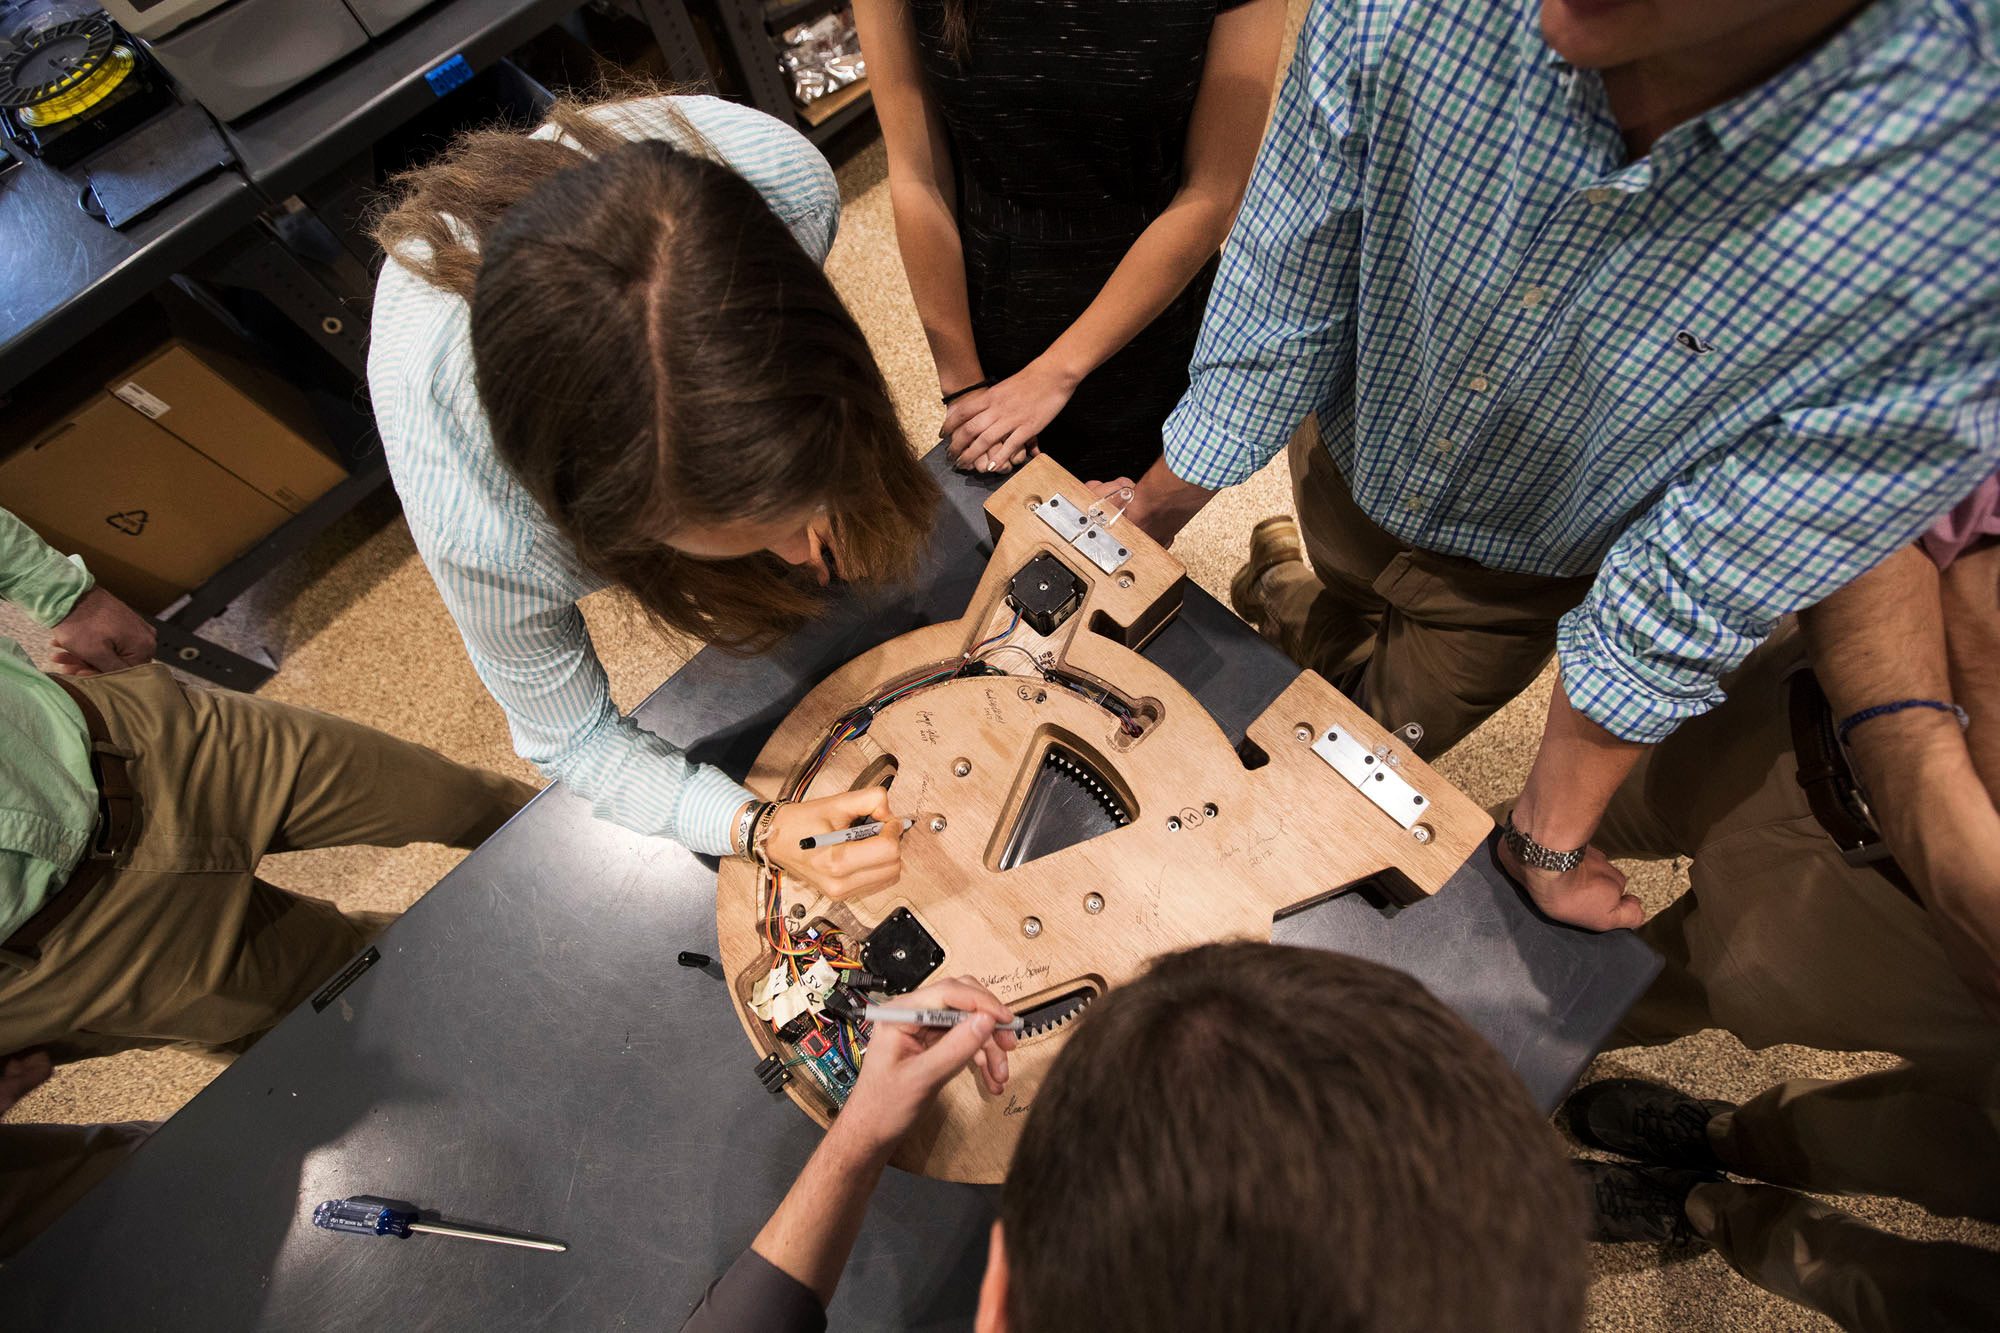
[1311,725,1431,830]
[1034,494,1132,574]
[1074,524,1132,575]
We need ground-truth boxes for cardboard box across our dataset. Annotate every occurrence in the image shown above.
[109,338,348,514]
[0,393,291,614]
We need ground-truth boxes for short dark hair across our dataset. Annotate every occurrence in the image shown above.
[1002,942,1586,1333]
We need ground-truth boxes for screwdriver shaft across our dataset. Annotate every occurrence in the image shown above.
[408,1221,567,1252]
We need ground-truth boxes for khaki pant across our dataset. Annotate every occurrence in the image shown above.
[1257,419,1595,759]
[0,664,536,1255]
[1597,629,2000,1331]
[0,664,536,1060]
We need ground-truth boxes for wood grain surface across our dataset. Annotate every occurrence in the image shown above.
[716,458,1492,1181]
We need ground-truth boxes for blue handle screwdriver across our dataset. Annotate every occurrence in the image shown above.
[313,1195,566,1252]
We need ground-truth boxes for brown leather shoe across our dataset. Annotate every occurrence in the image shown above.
[1229,515,1305,627]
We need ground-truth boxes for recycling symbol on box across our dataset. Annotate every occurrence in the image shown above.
[105,510,148,536]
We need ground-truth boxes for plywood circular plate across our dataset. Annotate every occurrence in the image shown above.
[717,459,1490,1182]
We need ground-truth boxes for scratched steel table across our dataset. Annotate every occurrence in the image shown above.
[0,454,1658,1329]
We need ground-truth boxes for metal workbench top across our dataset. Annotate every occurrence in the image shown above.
[0,455,1657,1329]
[0,0,590,395]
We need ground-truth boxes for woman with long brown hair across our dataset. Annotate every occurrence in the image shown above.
[855,0,1285,482]
[367,93,938,893]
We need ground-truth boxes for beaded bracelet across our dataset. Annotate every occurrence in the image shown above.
[1836,698,1971,748]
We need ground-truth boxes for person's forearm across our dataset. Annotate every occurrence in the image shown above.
[854,0,983,396]
[1801,544,1952,725]
[1803,544,2000,1016]
[1511,680,1647,852]
[1116,455,1219,546]
[1036,0,1278,390]
[1843,708,2000,1018]
[888,182,984,393]
[750,1115,895,1306]
[1034,191,1241,392]
[1941,545,2000,791]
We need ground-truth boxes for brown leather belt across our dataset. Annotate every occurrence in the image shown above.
[1,676,140,959]
[1787,669,1919,906]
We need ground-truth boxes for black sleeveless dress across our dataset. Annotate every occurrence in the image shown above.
[907,0,1251,481]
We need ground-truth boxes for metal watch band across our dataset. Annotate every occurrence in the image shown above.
[1502,813,1586,874]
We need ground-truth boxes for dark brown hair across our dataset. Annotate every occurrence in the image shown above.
[371,97,937,652]
[1003,942,1588,1333]
[939,0,976,61]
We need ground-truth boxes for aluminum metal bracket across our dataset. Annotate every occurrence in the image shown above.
[1310,724,1432,830]
[1034,494,1133,575]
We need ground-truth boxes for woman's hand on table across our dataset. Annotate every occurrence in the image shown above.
[943,358,1077,474]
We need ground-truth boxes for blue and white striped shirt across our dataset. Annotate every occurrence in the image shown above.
[1165,0,2000,742]
[368,96,840,855]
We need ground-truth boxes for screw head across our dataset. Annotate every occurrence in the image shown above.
[1022,916,1043,938]
[929,815,948,833]
[952,758,972,777]
[1084,892,1104,914]
[1166,817,1182,832]
[893,947,908,960]
[1294,724,1312,742]
[1411,823,1434,844]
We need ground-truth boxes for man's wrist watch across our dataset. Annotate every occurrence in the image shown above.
[1501,813,1586,874]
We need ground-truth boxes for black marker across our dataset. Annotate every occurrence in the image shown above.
[799,816,920,851]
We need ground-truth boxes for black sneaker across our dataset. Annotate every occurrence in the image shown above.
[1573,1160,1719,1249]
[1563,1077,1731,1171]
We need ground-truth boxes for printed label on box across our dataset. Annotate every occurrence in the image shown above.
[112,382,171,420]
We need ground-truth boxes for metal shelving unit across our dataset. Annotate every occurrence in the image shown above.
[108,0,715,688]
[698,0,874,149]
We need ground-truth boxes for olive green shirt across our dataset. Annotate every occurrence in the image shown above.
[0,509,98,941]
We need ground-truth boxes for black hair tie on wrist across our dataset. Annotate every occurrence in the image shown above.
[940,379,991,407]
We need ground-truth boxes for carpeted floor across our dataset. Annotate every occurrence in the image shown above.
[5,46,1993,1333]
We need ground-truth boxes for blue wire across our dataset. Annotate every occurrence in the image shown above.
[971,609,1022,656]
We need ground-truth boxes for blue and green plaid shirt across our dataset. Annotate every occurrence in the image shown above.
[1164,0,2000,743]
